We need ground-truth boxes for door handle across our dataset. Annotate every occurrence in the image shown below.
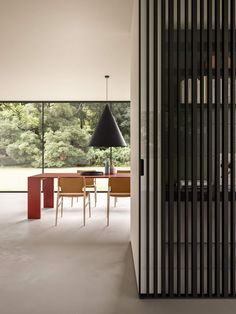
[140,159,144,176]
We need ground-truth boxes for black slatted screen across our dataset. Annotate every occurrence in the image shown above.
[161,0,236,297]
[139,0,236,298]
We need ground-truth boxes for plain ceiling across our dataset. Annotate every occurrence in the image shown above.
[0,0,133,100]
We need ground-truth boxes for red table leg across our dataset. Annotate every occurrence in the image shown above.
[43,177,54,208]
[28,177,41,219]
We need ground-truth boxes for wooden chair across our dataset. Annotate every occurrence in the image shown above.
[77,170,97,206]
[107,177,130,226]
[55,177,91,226]
[114,170,130,206]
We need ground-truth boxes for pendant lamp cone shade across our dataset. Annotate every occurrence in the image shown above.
[89,105,126,147]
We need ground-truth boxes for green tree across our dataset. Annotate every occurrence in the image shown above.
[44,126,89,167]
[0,103,42,166]
[6,131,41,166]
[0,102,130,168]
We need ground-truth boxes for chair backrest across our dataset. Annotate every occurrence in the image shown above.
[77,170,95,185]
[109,177,130,194]
[117,170,130,174]
[59,177,85,193]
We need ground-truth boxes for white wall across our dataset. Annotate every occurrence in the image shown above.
[131,0,162,294]
[0,0,133,100]
[130,0,139,289]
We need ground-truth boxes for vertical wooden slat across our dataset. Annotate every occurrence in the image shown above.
[200,0,205,296]
[177,0,181,296]
[207,0,213,297]
[184,0,189,296]
[191,0,198,297]
[161,0,166,296]
[231,0,236,297]
[168,0,174,297]
[215,0,221,297]
[222,0,229,297]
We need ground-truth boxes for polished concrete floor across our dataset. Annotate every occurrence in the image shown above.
[1,193,236,314]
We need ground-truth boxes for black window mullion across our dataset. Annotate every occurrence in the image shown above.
[42,102,45,174]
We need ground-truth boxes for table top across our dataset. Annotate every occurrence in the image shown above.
[29,173,130,179]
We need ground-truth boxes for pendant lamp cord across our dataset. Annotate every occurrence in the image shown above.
[105,75,112,166]
[105,75,109,102]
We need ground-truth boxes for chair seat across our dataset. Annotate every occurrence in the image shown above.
[110,193,130,197]
[59,192,89,197]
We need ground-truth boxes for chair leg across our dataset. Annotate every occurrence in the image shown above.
[55,195,59,226]
[94,187,97,207]
[88,193,91,218]
[114,197,117,207]
[83,196,86,226]
[61,197,64,217]
[107,193,110,226]
[71,197,74,207]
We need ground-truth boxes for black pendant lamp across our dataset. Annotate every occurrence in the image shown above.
[89,75,126,165]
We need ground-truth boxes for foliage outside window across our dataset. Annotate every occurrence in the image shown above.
[0,102,130,169]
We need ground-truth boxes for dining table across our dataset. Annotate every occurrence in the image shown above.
[27,172,130,219]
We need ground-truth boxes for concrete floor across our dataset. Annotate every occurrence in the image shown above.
[1,194,236,314]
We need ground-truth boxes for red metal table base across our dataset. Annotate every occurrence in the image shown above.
[43,178,54,208]
[28,177,54,219]
[28,177,41,219]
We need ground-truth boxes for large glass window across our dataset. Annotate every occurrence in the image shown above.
[0,102,130,191]
[0,103,42,191]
